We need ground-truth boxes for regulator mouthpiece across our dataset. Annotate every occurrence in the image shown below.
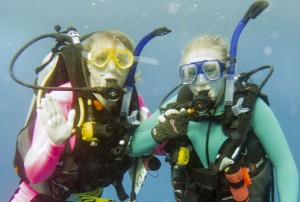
[101,79,124,101]
[193,91,215,113]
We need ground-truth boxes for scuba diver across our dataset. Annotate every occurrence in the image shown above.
[130,34,299,202]
[130,1,299,201]
[10,27,171,202]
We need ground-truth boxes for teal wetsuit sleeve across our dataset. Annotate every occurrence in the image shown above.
[130,96,178,157]
[252,98,299,202]
[130,109,161,156]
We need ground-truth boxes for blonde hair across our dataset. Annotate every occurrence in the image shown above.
[82,30,134,52]
[181,35,229,63]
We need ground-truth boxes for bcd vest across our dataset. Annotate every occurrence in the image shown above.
[163,84,273,202]
[47,87,140,201]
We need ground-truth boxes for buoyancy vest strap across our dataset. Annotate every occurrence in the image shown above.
[217,84,261,170]
[231,84,260,154]
[60,44,89,98]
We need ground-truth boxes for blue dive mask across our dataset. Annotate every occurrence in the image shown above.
[179,60,226,84]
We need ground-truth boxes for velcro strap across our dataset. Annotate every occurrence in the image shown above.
[228,179,245,189]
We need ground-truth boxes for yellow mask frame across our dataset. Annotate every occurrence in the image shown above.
[84,48,134,69]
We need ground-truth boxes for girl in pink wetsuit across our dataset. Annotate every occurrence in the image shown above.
[11,30,151,202]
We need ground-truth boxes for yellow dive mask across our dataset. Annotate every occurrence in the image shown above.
[83,48,134,69]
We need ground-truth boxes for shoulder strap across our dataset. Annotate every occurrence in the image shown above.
[215,83,262,170]
[59,43,90,99]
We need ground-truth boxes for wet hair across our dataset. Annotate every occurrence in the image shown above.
[181,35,229,63]
[82,30,134,52]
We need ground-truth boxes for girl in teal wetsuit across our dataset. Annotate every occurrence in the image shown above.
[130,35,298,202]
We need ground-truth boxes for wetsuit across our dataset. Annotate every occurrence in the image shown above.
[130,95,299,202]
[11,82,150,202]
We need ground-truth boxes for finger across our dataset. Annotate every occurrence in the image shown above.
[52,97,64,121]
[158,114,166,123]
[67,109,76,128]
[46,94,59,116]
[37,108,47,126]
[43,94,55,118]
[179,108,186,112]
[41,97,51,120]
[165,109,179,116]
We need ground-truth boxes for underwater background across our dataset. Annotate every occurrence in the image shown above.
[1,0,299,201]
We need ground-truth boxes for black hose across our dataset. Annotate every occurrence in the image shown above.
[158,83,183,111]
[237,65,273,90]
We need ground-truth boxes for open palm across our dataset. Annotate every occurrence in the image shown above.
[38,94,75,145]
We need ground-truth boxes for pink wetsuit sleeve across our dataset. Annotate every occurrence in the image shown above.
[137,94,149,113]
[24,83,73,183]
[10,182,38,202]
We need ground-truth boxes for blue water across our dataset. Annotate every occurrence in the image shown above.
[1,0,299,201]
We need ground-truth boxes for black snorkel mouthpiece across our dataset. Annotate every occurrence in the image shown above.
[92,79,124,102]
[192,91,215,114]
[243,1,269,23]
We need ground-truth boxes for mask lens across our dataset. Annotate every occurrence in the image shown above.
[202,60,221,80]
[180,64,198,84]
[92,49,111,68]
[114,50,133,69]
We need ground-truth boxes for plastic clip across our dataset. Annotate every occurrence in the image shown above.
[231,97,250,116]
[217,156,234,171]
[127,110,140,125]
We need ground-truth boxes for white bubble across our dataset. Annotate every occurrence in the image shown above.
[194,4,197,8]
[271,30,280,39]
[141,12,149,19]
[289,104,298,116]
[263,47,272,55]
[168,2,181,14]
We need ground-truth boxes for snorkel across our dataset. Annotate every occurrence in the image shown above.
[217,2,274,190]
[225,0,269,107]
[115,27,171,202]
[120,27,172,122]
